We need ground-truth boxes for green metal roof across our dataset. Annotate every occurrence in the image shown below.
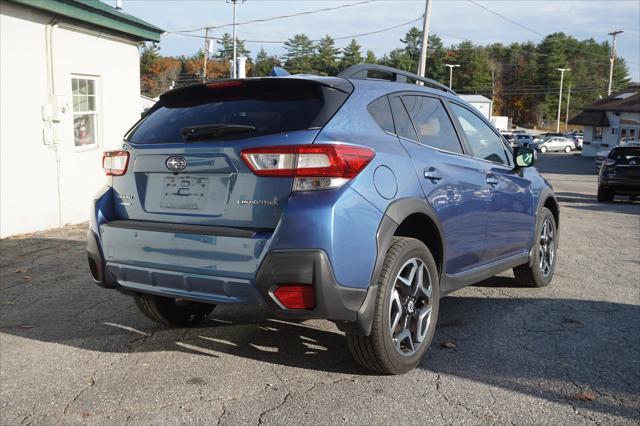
[9,0,164,42]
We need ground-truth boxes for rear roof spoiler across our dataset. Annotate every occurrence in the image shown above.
[337,64,456,95]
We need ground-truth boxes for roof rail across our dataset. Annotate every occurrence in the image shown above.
[337,64,456,95]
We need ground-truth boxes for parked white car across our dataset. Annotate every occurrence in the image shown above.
[532,136,575,153]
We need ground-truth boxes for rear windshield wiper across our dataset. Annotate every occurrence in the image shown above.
[180,124,256,141]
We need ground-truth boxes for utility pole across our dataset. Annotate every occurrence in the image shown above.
[202,27,209,83]
[232,0,237,79]
[444,64,460,89]
[556,68,570,133]
[565,85,571,131]
[228,0,244,79]
[607,30,623,95]
[416,0,432,79]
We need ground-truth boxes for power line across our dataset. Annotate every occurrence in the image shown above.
[172,0,377,33]
[466,0,625,64]
[467,0,542,37]
[167,15,423,44]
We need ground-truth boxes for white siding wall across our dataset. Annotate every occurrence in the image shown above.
[468,101,492,119]
[0,2,141,237]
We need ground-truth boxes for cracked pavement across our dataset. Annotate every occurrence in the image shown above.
[1,153,639,425]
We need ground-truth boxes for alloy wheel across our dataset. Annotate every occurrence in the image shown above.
[539,218,555,277]
[389,258,434,356]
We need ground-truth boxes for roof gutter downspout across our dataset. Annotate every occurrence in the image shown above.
[45,20,63,228]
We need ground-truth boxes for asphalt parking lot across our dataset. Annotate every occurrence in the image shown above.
[1,153,639,425]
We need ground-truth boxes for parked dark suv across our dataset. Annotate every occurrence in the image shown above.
[88,64,559,374]
[597,146,640,202]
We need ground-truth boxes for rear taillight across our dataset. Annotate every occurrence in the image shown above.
[241,144,375,191]
[102,150,130,176]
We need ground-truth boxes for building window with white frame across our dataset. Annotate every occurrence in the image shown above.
[72,77,98,147]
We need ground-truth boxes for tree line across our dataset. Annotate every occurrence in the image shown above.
[140,28,631,128]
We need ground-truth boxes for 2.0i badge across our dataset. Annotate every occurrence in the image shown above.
[166,156,187,172]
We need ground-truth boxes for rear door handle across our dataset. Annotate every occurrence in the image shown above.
[424,167,443,181]
[486,175,498,186]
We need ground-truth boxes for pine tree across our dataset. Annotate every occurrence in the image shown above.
[283,34,316,74]
[424,34,447,83]
[140,43,160,75]
[365,50,377,64]
[252,48,281,77]
[216,32,250,61]
[400,27,422,73]
[450,40,492,93]
[339,39,363,71]
[314,35,340,76]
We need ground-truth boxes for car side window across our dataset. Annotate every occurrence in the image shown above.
[367,96,395,134]
[450,103,509,165]
[389,97,419,141]
[400,95,463,154]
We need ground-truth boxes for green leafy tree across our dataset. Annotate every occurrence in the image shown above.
[314,35,340,76]
[283,34,316,74]
[339,39,363,71]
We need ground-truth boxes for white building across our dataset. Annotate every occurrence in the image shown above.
[0,0,163,237]
[459,94,493,120]
[569,85,640,157]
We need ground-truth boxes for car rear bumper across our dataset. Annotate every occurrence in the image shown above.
[599,178,640,193]
[87,184,380,334]
[87,228,368,326]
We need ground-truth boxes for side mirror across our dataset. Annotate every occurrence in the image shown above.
[514,147,536,168]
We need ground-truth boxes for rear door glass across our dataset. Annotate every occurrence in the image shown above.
[367,96,395,133]
[400,95,463,154]
[389,97,419,141]
[126,80,349,144]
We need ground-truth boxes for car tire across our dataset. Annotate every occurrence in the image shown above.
[597,186,614,202]
[134,293,215,327]
[564,146,572,153]
[346,237,440,375]
[540,146,547,153]
[513,207,557,288]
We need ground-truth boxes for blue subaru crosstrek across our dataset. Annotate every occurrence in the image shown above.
[87,64,559,374]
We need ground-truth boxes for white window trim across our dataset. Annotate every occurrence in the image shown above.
[71,74,101,152]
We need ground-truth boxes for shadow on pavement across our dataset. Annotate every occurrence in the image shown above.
[2,236,639,420]
[534,153,596,176]
[555,191,640,216]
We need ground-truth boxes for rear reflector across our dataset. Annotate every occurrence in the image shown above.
[273,285,315,310]
[241,144,375,191]
[102,150,130,176]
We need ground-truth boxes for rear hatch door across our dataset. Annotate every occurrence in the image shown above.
[112,78,352,230]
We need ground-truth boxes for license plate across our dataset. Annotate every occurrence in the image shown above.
[160,176,209,210]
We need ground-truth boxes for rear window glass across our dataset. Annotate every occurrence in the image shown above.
[367,96,395,133]
[610,147,640,163]
[126,80,349,144]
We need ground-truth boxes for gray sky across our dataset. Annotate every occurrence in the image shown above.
[109,0,640,80]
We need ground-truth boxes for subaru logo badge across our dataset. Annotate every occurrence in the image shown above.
[166,156,187,172]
